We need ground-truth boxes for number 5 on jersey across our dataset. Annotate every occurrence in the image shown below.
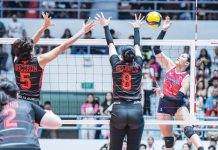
[20,72,31,90]
[122,73,132,91]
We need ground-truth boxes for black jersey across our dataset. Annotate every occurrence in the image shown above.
[110,55,143,101]
[0,100,45,149]
[14,57,44,101]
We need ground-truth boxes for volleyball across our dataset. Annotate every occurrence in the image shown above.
[146,11,162,28]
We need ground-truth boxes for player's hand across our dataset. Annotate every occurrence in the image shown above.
[95,12,111,27]
[153,81,164,98]
[81,18,95,34]
[42,12,55,29]
[162,16,171,31]
[129,13,145,28]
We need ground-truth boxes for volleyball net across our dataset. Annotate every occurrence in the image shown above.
[0,38,217,126]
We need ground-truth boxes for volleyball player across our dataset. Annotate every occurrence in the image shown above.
[96,13,144,150]
[13,13,95,104]
[0,80,62,150]
[153,16,204,150]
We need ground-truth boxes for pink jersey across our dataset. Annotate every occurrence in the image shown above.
[163,66,189,97]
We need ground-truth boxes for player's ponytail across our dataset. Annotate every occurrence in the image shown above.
[0,81,18,111]
[120,46,136,63]
[13,37,33,61]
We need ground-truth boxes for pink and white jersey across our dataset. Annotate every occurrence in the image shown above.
[163,66,189,97]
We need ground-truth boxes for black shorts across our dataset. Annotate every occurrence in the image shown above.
[157,98,186,116]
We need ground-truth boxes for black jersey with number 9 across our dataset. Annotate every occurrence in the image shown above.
[110,55,143,101]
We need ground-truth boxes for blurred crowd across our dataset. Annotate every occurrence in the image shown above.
[1,0,218,20]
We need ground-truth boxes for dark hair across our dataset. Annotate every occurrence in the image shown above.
[102,92,113,106]
[13,37,33,61]
[208,145,216,150]
[199,48,210,58]
[196,80,205,90]
[120,46,136,63]
[62,28,72,38]
[110,29,115,35]
[0,80,18,111]
[140,144,147,148]
[44,101,51,106]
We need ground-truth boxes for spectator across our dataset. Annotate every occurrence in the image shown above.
[197,48,212,72]
[0,20,6,38]
[41,29,54,53]
[42,29,53,38]
[206,101,218,117]
[183,46,190,54]
[208,146,216,150]
[196,81,207,115]
[8,14,24,38]
[208,77,218,97]
[182,143,191,150]
[61,28,72,54]
[148,55,162,81]
[213,47,218,69]
[41,101,57,139]
[142,60,154,115]
[83,31,94,39]
[0,47,8,72]
[139,144,147,150]
[110,29,118,39]
[61,28,72,39]
[100,92,113,115]
[211,70,218,79]
[100,92,113,139]
[147,136,155,150]
[207,110,218,139]
[80,93,99,139]
[205,88,218,109]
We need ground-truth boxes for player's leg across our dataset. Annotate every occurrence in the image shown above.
[157,113,174,150]
[110,103,127,150]
[126,127,144,150]
[109,124,126,150]
[175,107,204,150]
[127,103,144,150]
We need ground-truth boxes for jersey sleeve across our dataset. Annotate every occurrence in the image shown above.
[134,56,143,68]
[110,55,120,68]
[31,103,46,124]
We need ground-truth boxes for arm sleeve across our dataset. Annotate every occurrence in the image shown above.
[153,30,166,55]
[134,28,140,46]
[134,56,143,68]
[31,103,46,124]
[110,55,120,68]
[104,26,114,45]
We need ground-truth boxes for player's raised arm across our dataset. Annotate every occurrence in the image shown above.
[153,16,175,71]
[31,12,55,44]
[95,12,117,57]
[129,13,144,57]
[38,20,95,68]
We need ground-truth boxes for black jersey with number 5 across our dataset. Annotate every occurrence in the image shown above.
[0,100,45,150]
[110,55,143,101]
[14,57,44,101]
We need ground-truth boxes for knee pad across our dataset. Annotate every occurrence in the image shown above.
[163,137,174,148]
[198,146,204,150]
[184,126,195,138]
